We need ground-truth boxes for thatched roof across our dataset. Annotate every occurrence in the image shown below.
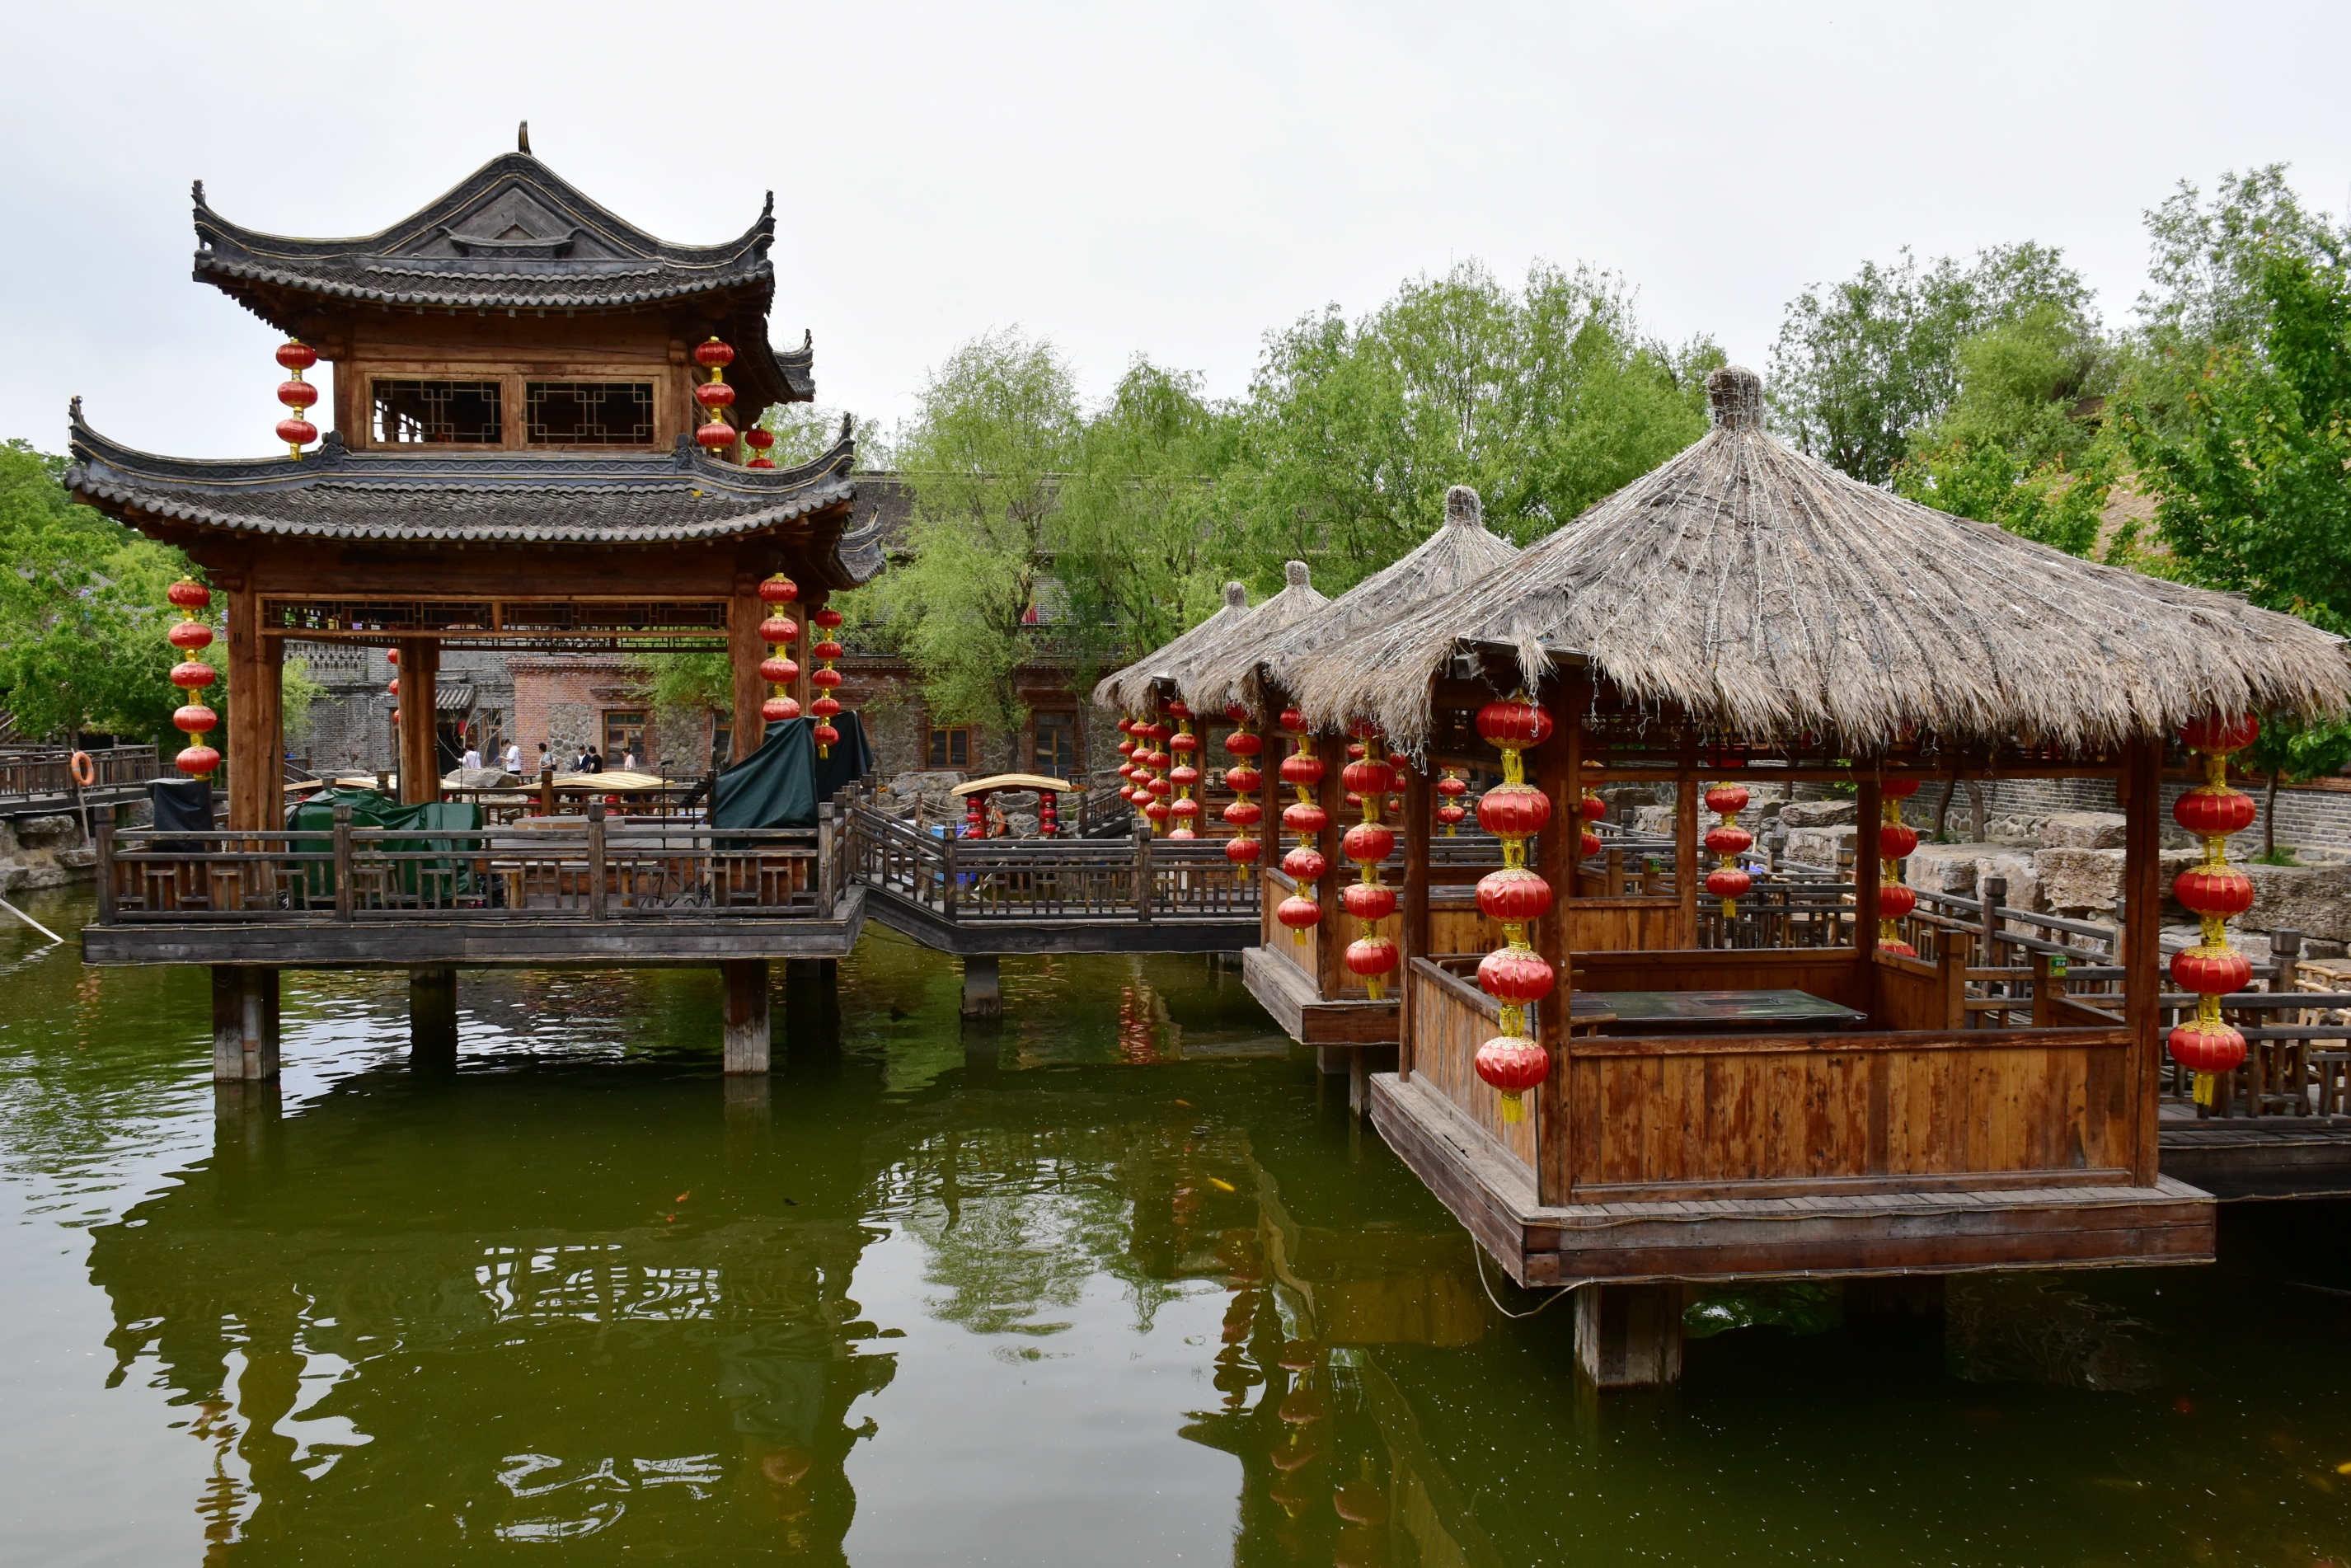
[1093,563,1328,715]
[1298,366,2351,753]
[1090,580,1255,715]
[1168,561,1334,716]
[1192,484,1519,718]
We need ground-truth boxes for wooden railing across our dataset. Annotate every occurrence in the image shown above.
[93,800,849,923]
[0,744,160,801]
[847,805,1257,924]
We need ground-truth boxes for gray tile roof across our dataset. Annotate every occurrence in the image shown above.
[61,401,885,586]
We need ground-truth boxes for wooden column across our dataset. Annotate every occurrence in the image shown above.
[1574,1283,1684,1387]
[1533,690,1576,1209]
[961,955,1002,1021]
[2122,735,2163,1185]
[722,958,771,1073]
[1400,761,1432,1078]
[224,584,278,832]
[1673,753,1700,948]
[1315,734,1346,999]
[396,637,439,804]
[728,577,766,765]
[410,965,458,1068]
[211,966,280,1082]
[1856,773,1884,1020]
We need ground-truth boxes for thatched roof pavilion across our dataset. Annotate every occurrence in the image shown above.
[1298,366,2351,753]
[1095,561,1327,716]
[1188,485,1520,720]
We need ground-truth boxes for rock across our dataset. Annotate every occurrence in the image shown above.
[1969,849,2042,915]
[1984,814,2048,847]
[1633,805,1676,837]
[2238,861,2351,943]
[0,866,21,894]
[1779,800,1857,828]
[1784,824,1856,871]
[55,848,96,870]
[2034,847,2123,913]
[1903,843,1986,894]
[2041,810,2128,850]
[16,815,80,847]
[445,766,510,791]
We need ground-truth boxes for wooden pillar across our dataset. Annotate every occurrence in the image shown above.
[1856,772,1884,1020]
[722,958,771,1073]
[1673,752,1700,948]
[210,966,280,1081]
[960,954,1002,1021]
[224,584,277,831]
[1401,760,1432,1079]
[396,637,439,804]
[1315,733,1345,998]
[728,577,766,765]
[2122,735,2163,1184]
[410,965,458,1067]
[1574,1283,1685,1387]
[1533,686,1577,1209]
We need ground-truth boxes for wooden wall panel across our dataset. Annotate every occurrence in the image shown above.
[1407,960,1536,1175]
[1564,902,1681,954]
[1560,1030,2133,1201]
[1570,948,1867,1012]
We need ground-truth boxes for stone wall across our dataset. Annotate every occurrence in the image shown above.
[0,813,95,892]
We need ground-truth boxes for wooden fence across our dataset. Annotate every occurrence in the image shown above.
[0,744,160,803]
[846,804,1257,925]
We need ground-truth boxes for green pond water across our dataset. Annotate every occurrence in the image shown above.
[2,884,2349,1566]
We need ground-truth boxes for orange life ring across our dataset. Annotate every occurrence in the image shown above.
[69,750,96,787]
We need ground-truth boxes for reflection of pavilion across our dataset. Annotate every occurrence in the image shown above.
[85,1071,896,1555]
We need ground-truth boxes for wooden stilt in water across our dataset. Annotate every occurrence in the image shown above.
[1574,1283,1686,1387]
[784,957,841,1054]
[409,965,458,1069]
[960,955,1001,1021]
[1844,1275,1947,1331]
[211,966,279,1081]
[722,958,771,1073]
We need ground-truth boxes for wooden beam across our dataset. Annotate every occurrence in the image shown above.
[1401,760,1432,1077]
[1533,688,1576,1208]
[729,578,767,764]
[397,637,439,804]
[1673,749,1699,948]
[224,583,274,832]
[1856,772,1884,1021]
[1315,733,1346,998]
[2123,735,2163,1185]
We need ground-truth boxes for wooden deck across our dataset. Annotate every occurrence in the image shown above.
[2159,1109,2351,1200]
[1372,1069,2215,1287]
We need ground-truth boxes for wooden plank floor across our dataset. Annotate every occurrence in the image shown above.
[1241,946,1399,1045]
[2160,1106,2351,1200]
[1370,1071,2217,1289]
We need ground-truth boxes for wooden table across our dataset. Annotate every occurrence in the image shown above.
[1588,988,1865,1035]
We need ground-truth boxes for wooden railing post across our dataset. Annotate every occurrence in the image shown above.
[333,803,354,921]
[539,763,556,818]
[1133,818,1153,925]
[817,803,836,913]
[941,826,959,921]
[93,815,115,924]
[587,800,608,920]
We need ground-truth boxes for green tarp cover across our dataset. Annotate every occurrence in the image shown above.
[284,788,485,896]
[711,715,874,832]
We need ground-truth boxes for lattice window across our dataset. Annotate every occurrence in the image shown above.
[929,727,971,769]
[525,381,656,446]
[1033,711,1075,776]
[373,380,502,444]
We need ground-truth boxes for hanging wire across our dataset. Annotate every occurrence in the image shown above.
[1471,1245,1579,1321]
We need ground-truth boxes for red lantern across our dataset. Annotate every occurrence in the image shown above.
[1579,790,1606,822]
[276,416,318,448]
[2181,712,2259,756]
[1223,799,1264,829]
[171,661,216,689]
[1276,894,1321,941]
[812,722,840,750]
[277,378,317,411]
[1706,866,1753,903]
[1226,729,1262,758]
[1474,1035,1547,1122]
[811,697,842,722]
[2175,866,2255,919]
[1478,946,1555,1004]
[1703,783,1748,816]
[1878,881,1916,920]
[697,420,737,450]
[2170,1021,2248,1077]
[1346,937,1398,984]
[1279,753,1325,789]
[2171,946,2252,997]
[1475,700,1552,749]
[275,341,318,372]
[693,338,736,369]
[1476,782,1550,838]
[1225,836,1262,866]
[812,667,845,691]
[1703,824,1754,857]
[385,678,399,697]
[1437,803,1468,830]
[1223,765,1262,796]
[1476,866,1552,922]
[175,744,221,779]
[696,379,737,411]
[2174,786,2256,839]
[1341,881,1396,922]
[1342,823,1394,864]
[759,656,799,684]
[167,620,212,652]
[758,574,800,605]
[274,340,318,458]
[1580,829,1602,859]
[760,697,796,721]
[1881,777,1922,800]
[1879,822,1920,860]
[1279,707,1307,733]
[1282,801,1328,835]
[167,578,211,610]
[172,703,217,733]
[385,648,398,665]
[1282,846,1327,882]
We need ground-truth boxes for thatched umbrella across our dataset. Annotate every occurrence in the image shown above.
[1095,562,1329,716]
[1168,560,1335,717]
[1090,580,1256,716]
[1295,366,2351,753]
[1189,485,1518,718]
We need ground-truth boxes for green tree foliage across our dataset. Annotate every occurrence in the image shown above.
[1771,243,2097,486]
[2241,715,2351,861]
[870,330,1081,762]
[1222,261,1715,591]
[0,441,199,744]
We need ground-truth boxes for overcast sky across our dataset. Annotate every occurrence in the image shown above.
[4,0,2346,460]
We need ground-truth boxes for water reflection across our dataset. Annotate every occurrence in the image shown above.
[5,883,2351,1566]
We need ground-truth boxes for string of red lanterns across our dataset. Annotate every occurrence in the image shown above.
[1221,705,1265,880]
[744,427,777,469]
[810,606,845,756]
[693,338,737,453]
[1579,786,1605,861]
[385,646,398,728]
[1166,702,1202,838]
[1703,783,1753,922]
[1340,726,1398,1000]
[166,580,219,778]
[2170,712,2259,1107]
[1434,768,1467,835]
[1876,779,1922,955]
[1116,717,1141,805]
[1274,709,1326,943]
[274,340,320,459]
[758,575,801,723]
[1472,693,1556,1122]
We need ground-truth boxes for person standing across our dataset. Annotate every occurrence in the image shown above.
[505,740,522,774]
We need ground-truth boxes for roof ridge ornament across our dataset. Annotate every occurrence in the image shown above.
[518,120,531,154]
[1222,581,1249,608]
[1285,560,1311,588]
[1707,365,1765,432]
[1443,484,1482,529]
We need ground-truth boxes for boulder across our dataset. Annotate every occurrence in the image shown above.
[1780,799,1857,828]
[1984,814,2048,847]
[1903,843,1986,894]
[1633,805,1676,837]
[2238,861,2351,943]
[2041,810,2128,850]
[2035,847,2123,913]
[16,815,79,847]
[1784,824,1856,871]
[1969,850,2042,915]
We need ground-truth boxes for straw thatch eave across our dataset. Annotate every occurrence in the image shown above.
[1090,580,1257,715]
[1207,484,1521,720]
[1297,366,2351,754]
